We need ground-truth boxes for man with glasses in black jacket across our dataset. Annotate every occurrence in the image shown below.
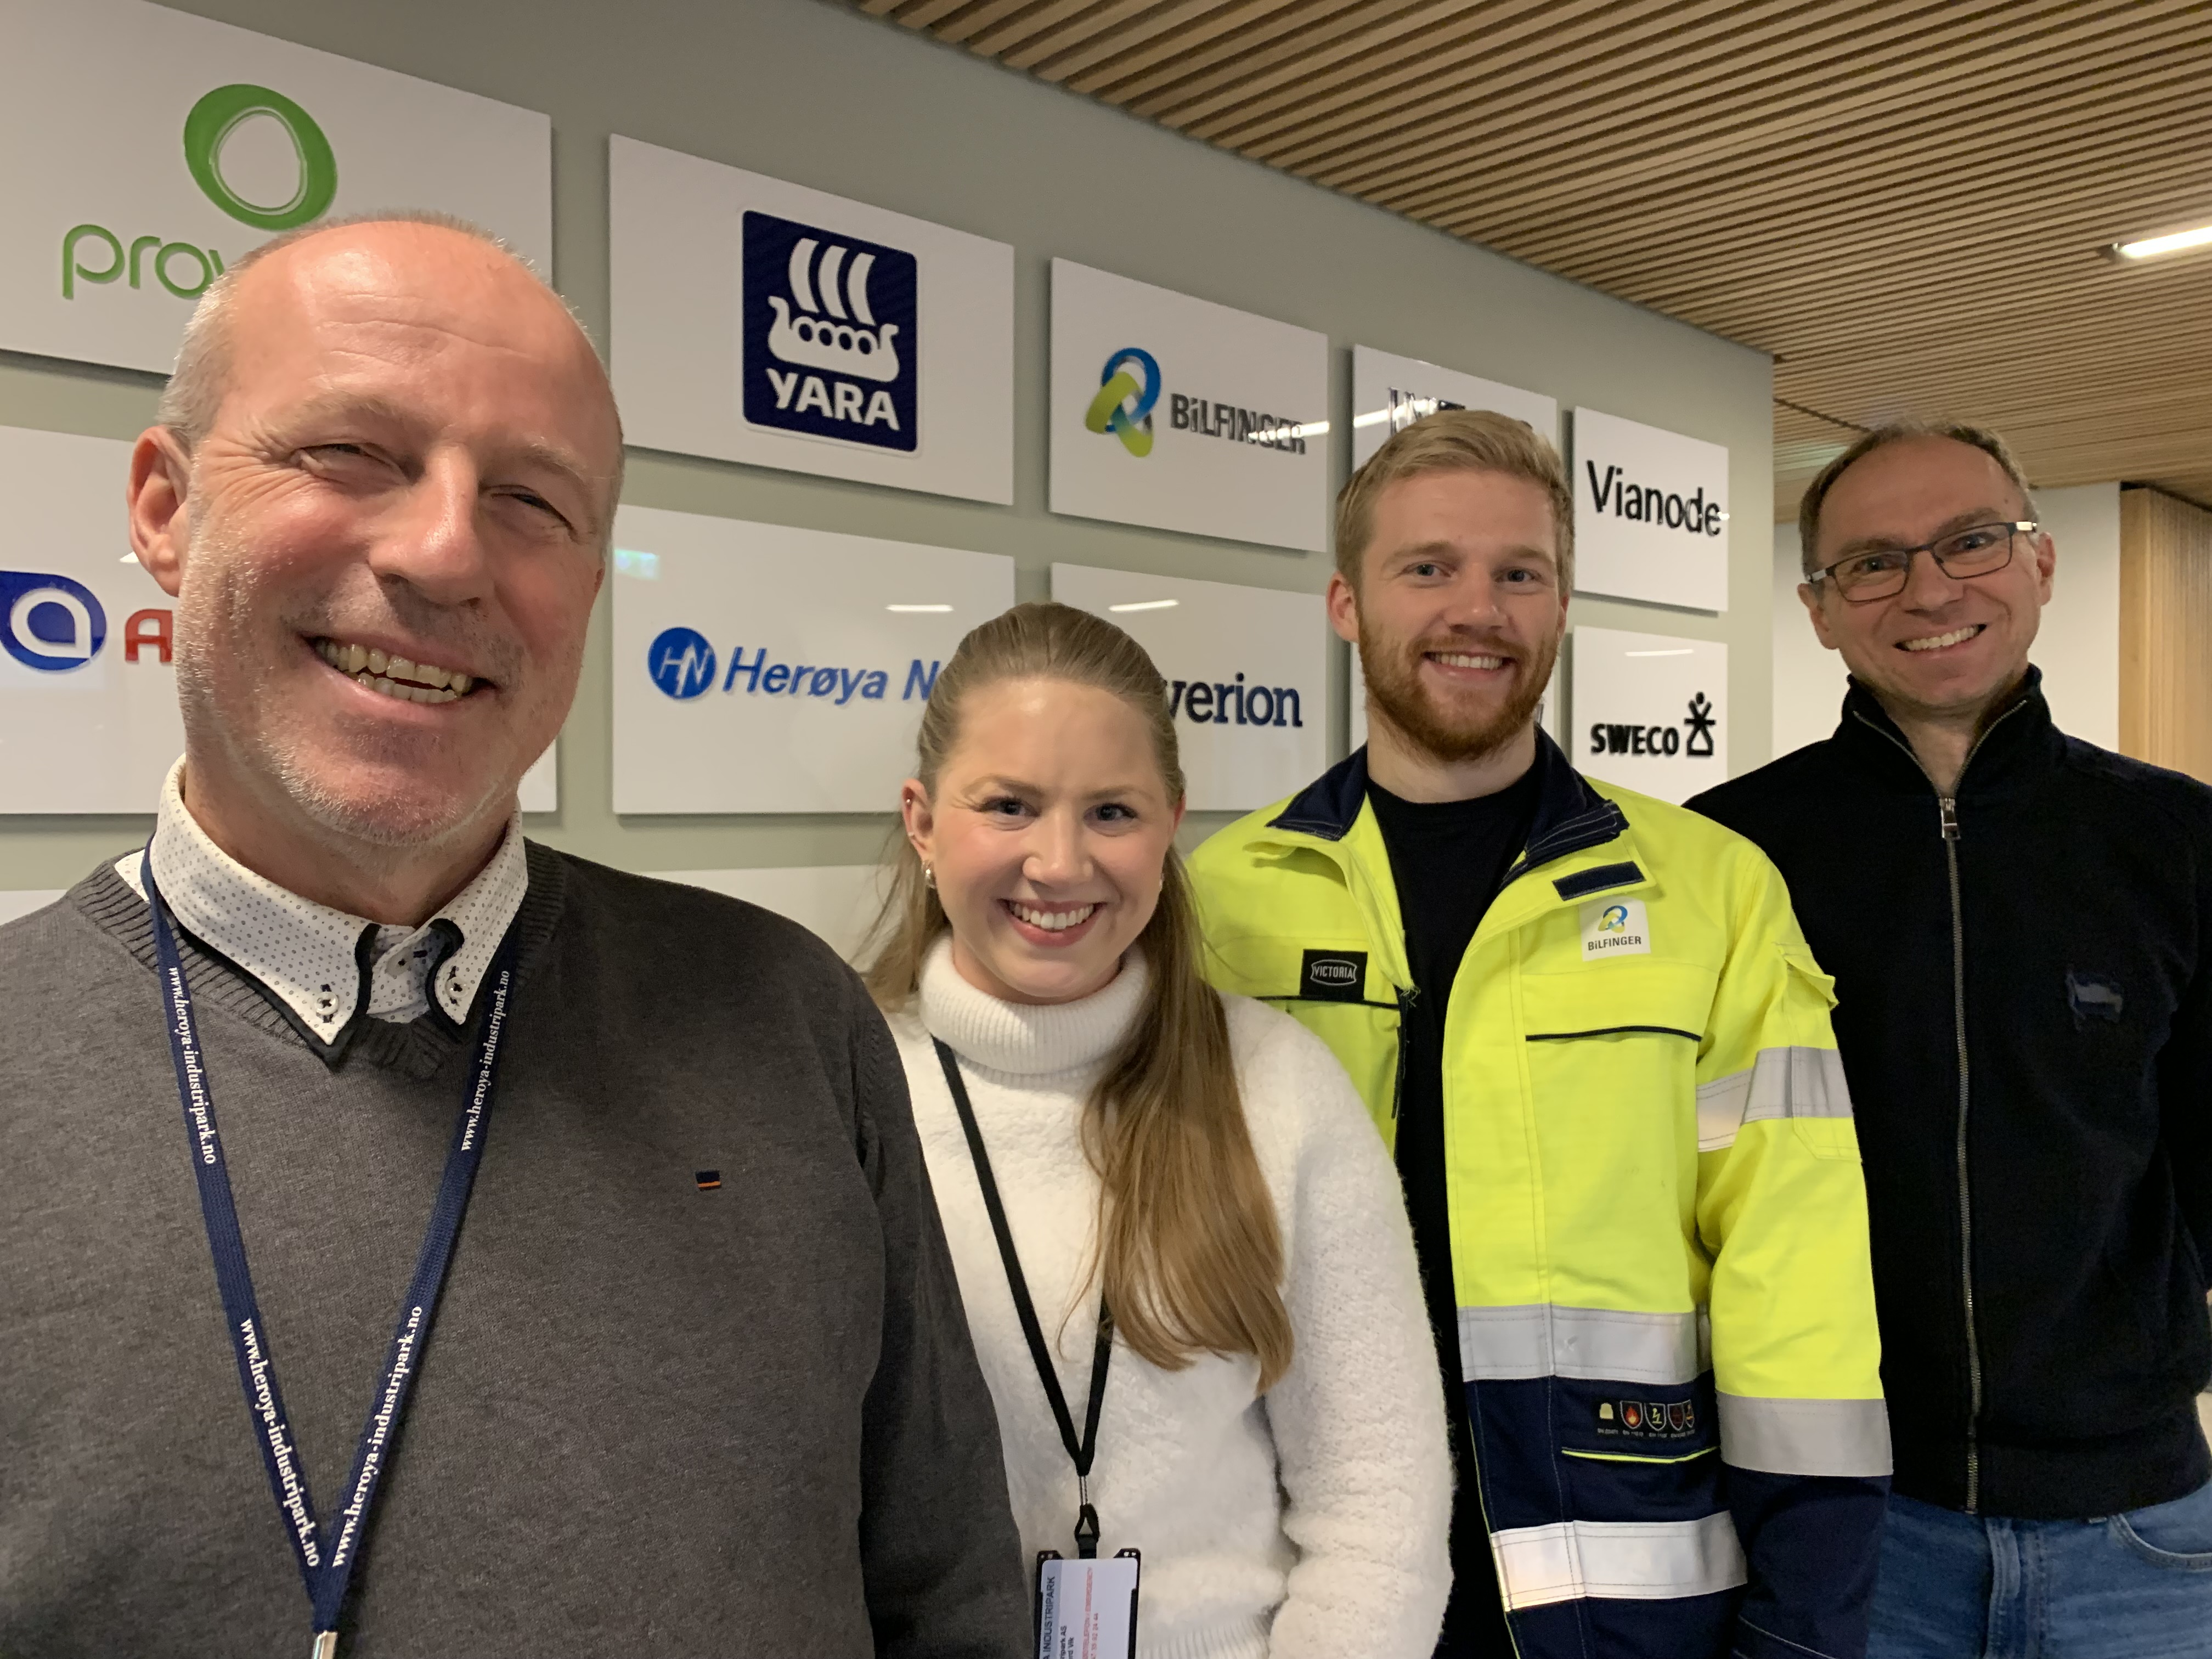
[1691,420,2212,1657]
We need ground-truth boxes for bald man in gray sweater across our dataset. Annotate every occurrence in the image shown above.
[0,214,1028,1658]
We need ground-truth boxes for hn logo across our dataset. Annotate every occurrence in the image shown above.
[742,211,918,454]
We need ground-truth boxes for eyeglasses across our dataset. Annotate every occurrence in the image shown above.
[1808,521,2038,603]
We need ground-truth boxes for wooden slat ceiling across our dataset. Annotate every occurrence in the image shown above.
[853,0,2212,520]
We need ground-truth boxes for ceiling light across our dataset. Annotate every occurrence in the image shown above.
[885,603,952,612]
[1624,648,1694,657]
[1109,599,1178,612]
[2111,222,2212,261]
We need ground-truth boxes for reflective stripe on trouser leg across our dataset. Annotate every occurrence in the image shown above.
[1718,1392,1892,1477]
[1490,1511,1748,1610]
[1695,1045,1853,1152]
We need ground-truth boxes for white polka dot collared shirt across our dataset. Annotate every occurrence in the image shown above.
[115,759,529,1040]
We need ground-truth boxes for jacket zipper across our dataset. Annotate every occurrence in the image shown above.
[1853,701,2027,1513]
[1391,985,1418,1124]
[1937,793,1982,1511]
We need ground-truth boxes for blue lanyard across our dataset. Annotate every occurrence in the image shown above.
[143,849,519,1658]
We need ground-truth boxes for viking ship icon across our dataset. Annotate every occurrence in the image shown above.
[765,238,903,383]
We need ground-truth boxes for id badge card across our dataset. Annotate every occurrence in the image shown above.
[1035,1548,1140,1659]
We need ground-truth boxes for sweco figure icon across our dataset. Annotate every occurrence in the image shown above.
[65,83,338,303]
[1086,347,1160,458]
[742,211,918,453]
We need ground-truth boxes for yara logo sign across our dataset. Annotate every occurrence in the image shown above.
[64,84,338,302]
[742,210,918,454]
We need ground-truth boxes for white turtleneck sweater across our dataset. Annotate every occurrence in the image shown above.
[889,940,1451,1659]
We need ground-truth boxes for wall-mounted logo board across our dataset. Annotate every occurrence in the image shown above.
[0,0,550,375]
[1569,408,1730,612]
[1350,346,1558,470]
[1049,260,1328,552]
[1049,565,1325,811]
[611,137,1014,505]
[612,506,1014,814]
[1570,624,1726,803]
[0,422,552,814]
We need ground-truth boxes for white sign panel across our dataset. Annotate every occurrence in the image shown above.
[612,507,1014,814]
[0,0,550,376]
[1348,645,1559,753]
[1350,346,1558,470]
[610,137,1013,505]
[0,423,556,815]
[1049,260,1328,552]
[1051,566,1326,812]
[1570,625,1727,804]
[1569,408,1731,612]
[1,426,180,811]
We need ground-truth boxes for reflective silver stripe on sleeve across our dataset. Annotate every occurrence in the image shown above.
[1718,1392,1893,1477]
[1457,1304,1711,1385]
[1696,1045,1853,1152]
[1489,1511,1747,1610]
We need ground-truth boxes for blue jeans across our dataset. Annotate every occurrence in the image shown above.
[1867,1484,2212,1658]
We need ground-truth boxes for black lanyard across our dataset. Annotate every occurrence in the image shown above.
[144,849,518,1657]
[933,1038,1113,1559]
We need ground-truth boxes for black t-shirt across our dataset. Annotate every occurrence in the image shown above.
[1367,770,1541,1657]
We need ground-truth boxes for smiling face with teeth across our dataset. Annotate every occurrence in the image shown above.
[901,676,1184,1007]
[125,220,620,921]
[1801,436,2055,741]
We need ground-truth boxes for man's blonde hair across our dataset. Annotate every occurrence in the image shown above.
[1334,408,1574,591]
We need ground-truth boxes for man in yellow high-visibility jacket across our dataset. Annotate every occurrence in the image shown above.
[1190,410,1888,1659]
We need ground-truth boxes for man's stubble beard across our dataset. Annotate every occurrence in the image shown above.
[1359,615,1561,765]
[173,511,524,855]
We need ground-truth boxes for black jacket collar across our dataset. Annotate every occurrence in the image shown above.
[1268,729,1628,871]
[1837,666,2064,797]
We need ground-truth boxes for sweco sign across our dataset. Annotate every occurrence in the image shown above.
[1049,260,1329,552]
[0,0,550,374]
[1568,408,1731,613]
[1050,565,1327,812]
[0,423,554,813]
[610,137,1014,506]
[1569,624,1728,805]
[612,505,1015,815]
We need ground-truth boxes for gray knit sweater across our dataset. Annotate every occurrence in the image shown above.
[0,847,1030,1658]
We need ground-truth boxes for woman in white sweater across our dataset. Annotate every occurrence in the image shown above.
[862,601,1451,1659]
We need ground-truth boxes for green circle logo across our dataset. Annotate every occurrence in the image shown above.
[183,84,337,231]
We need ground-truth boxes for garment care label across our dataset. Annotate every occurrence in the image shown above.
[1581,898,1651,960]
[1036,1551,1140,1659]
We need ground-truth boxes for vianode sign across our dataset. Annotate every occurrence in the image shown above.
[0,0,550,375]
[1569,407,1731,612]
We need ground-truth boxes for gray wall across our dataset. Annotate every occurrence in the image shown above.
[0,0,1774,893]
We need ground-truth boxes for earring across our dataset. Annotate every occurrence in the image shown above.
[923,862,936,889]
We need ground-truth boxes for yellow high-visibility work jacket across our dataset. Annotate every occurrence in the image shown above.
[1189,738,1889,1659]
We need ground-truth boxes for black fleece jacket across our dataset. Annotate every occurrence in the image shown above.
[1690,672,2212,1519]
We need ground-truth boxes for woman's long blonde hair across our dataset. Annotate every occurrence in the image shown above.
[862,601,1293,1391]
